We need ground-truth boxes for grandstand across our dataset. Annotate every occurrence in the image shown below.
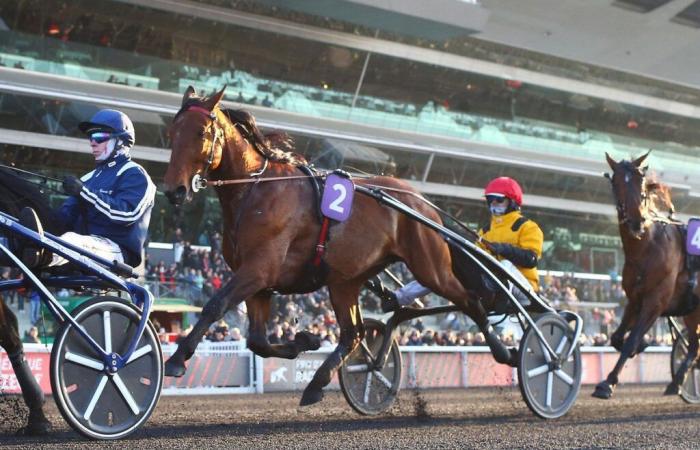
[1,0,699,339]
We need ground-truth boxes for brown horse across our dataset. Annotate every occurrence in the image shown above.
[0,168,56,434]
[162,87,516,406]
[593,152,700,399]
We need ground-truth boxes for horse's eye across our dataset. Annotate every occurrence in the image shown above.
[198,130,206,139]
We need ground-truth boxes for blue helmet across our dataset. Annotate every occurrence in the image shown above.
[79,109,135,146]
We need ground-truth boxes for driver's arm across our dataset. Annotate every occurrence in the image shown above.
[78,166,155,227]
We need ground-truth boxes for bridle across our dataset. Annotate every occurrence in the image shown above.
[177,105,225,193]
[607,163,650,234]
[175,104,270,193]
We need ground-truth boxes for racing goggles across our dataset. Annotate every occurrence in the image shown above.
[485,194,508,204]
[88,131,113,144]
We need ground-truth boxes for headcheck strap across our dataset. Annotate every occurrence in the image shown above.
[186,105,216,120]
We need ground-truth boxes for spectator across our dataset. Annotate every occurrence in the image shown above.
[229,327,242,342]
[268,324,283,344]
[29,290,41,325]
[407,329,422,346]
[23,326,41,344]
[208,327,227,342]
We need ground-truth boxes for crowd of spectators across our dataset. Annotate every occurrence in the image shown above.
[539,272,626,306]
[145,228,232,306]
[1,241,669,349]
[144,241,675,349]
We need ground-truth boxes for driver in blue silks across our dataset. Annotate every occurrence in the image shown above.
[20,109,156,269]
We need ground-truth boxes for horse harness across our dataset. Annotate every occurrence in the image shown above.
[607,162,652,231]
[178,103,334,290]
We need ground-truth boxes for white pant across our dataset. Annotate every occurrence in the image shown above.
[394,260,533,306]
[51,232,124,266]
[394,280,432,306]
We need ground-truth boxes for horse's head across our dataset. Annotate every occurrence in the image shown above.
[605,151,651,239]
[164,86,228,206]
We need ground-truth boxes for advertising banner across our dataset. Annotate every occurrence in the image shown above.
[0,344,674,396]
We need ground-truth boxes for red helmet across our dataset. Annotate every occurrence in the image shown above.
[484,177,523,206]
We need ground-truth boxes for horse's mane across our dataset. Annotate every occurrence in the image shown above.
[616,159,676,220]
[222,109,306,165]
[646,176,676,218]
[0,167,64,234]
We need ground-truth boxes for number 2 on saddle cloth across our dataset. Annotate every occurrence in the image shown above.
[295,169,355,292]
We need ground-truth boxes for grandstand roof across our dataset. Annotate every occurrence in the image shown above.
[253,0,490,40]
[476,0,700,90]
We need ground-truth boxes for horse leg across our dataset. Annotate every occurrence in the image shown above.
[300,281,363,407]
[165,274,262,377]
[470,301,518,366]
[665,317,700,396]
[0,299,51,435]
[593,303,660,399]
[610,303,638,352]
[406,251,516,367]
[246,292,320,358]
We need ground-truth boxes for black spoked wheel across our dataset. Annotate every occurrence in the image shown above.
[339,319,402,415]
[50,296,163,440]
[671,333,700,404]
[518,313,581,419]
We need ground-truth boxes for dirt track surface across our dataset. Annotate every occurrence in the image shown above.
[2,384,699,449]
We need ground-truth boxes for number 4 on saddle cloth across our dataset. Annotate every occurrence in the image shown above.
[677,218,700,316]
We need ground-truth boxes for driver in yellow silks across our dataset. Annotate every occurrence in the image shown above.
[368,176,544,312]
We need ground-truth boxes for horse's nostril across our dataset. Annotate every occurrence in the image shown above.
[165,185,187,205]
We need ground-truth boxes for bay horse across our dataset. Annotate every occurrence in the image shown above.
[163,87,516,406]
[593,152,700,399]
[0,167,59,435]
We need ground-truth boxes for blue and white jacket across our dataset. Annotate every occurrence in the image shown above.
[58,153,156,266]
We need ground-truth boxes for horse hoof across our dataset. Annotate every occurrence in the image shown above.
[16,420,51,436]
[508,348,519,367]
[663,382,680,396]
[295,331,321,352]
[164,357,187,377]
[299,387,324,407]
[592,382,614,399]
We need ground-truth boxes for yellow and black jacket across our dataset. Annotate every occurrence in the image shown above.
[478,211,544,290]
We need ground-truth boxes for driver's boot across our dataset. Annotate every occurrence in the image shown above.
[365,275,400,313]
[18,207,52,269]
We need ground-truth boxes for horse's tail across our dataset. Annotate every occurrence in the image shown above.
[0,167,64,234]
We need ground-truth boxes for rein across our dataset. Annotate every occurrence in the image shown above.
[202,172,479,240]
[207,173,321,187]
[0,163,64,194]
[0,163,62,184]
[175,102,478,239]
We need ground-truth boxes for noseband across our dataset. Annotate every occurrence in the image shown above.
[180,105,224,192]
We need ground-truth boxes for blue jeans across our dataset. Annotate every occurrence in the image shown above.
[30,296,41,324]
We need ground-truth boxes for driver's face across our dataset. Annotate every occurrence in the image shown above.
[90,139,109,160]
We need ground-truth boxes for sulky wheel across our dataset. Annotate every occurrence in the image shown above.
[50,296,163,439]
[671,332,700,404]
[517,313,581,419]
[339,318,402,415]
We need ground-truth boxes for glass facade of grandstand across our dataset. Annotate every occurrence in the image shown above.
[1,0,700,277]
